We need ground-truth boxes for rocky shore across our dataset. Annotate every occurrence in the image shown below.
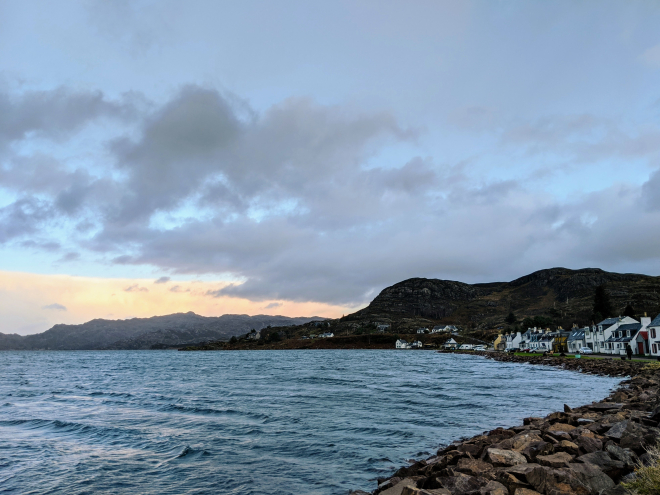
[356,352,660,495]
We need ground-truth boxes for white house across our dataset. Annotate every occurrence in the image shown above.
[567,326,587,353]
[247,330,261,340]
[411,340,423,348]
[417,328,428,334]
[396,339,411,349]
[584,316,637,353]
[319,332,334,338]
[377,324,390,333]
[432,325,459,334]
[603,316,651,356]
[505,331,522,351]
[648,314,660,357]
[459,344,473,350]
[444,338,458,349]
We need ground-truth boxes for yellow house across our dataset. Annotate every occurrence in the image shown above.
[493,334,506,351]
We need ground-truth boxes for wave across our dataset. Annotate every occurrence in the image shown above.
[161,403,270,421]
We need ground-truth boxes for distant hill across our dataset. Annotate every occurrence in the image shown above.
[338,268,660,335]
[0,312,325,350]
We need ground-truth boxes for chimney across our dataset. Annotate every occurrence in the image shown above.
[641,315,651,328]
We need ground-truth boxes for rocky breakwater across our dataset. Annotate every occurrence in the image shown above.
[359,354,660,495]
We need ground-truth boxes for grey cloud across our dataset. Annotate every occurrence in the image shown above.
[0,198,54,243]
[154,276,170,284]
[264,302,283,309]
[642,168,660,211]
[58,252,81,262]
[124,284,148,292]
[7,82,660,308]
[0,87,137,148]
[42,303,67,311]
[21,240,61,251]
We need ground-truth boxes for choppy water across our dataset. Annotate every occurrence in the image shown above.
[0,350,620,494]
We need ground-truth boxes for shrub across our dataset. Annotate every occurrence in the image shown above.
[622,442,660,495]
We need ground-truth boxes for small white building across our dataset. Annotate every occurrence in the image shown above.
[584,316,638,353]
[319,332,334,338]
[416,328,428,334]
[459,344,473,350]
[505,331,522,351]
[377,324,390,333]
[396,339,411,349]
[444,338,458,349]
[411,340,423,348]
[648,314,660,357]
[247,331,261,340]
[567,326,587,353]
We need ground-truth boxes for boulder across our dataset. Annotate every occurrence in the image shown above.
[573,435,602,454]
[548,423,576,433]
[511,433,544,451]
[557,440,579,456]
[440,474,488,495]
[381,478,423,495]
[401,487,451,495]
[456,458,494,477]
[521,441,554,461]
[479,481,508,495]
[604,421,629,440]
[536,452,574,468]
[514,489,541,495]
[605,443,638,468]
[524,465,589,495]
[486,449,527,467]
[566,462,615,493]
[576,451,626,481]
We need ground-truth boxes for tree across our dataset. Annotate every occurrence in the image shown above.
[623,303,635,318]
[593,285,613,320]
[505,312,517,324]
[230,336,237,344]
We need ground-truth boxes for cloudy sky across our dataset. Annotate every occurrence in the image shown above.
[2,1,660,334]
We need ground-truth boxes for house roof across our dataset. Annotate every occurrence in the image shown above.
[605,335,634,343]
[598,317,619,326]
[650,313,660,327]
[567,329,585,341]
[617,323,642,332]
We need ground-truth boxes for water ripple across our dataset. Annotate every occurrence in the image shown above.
[0,350,621,495]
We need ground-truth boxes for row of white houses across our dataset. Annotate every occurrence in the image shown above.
[502,313,660,356]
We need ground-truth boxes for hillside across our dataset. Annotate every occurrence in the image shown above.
[0,313,324,350]
[333,267,660,338]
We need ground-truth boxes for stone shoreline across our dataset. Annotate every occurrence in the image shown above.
[355,351,660,495]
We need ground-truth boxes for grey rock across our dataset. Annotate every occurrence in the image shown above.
[566,462,615,493]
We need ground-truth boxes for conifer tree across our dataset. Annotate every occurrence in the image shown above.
[593,285,613,320]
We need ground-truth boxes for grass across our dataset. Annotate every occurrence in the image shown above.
[622,443,660,495]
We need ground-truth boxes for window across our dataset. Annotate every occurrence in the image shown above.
[652,328,657,339]
[654,344,658,353]
[619,331,622,338]
[626,330,630,337]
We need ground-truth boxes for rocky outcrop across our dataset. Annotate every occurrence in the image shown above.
[342,268,660,332]
[366,354,660,495]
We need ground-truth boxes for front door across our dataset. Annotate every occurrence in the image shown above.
[638,342,645,355]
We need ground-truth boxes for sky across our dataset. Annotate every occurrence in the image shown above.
[2,1,660,335]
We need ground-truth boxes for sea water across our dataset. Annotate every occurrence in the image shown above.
[0,350,621,494]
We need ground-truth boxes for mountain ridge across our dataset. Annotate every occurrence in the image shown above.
[0,312,325,350]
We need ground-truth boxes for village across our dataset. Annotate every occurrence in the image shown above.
[390,314,660,358]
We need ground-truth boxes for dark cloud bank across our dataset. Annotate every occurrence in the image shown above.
[1,84,660,307]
